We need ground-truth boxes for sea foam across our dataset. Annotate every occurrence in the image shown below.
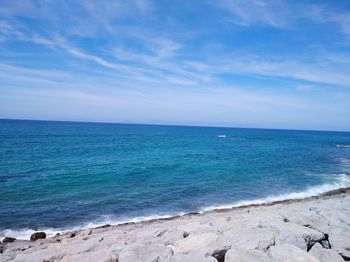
[2,174,349,241]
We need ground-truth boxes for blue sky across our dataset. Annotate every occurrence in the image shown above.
[0,0,350,131]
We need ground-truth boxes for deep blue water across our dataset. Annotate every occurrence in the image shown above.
[1,119,350,239]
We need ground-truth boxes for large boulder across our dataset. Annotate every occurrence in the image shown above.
[174,233,219,254]
[225,247,271,262]
[309,243,344,262]
[273,222,325,251]
[268,244,319,262]
[2,237,16,244]
[30,232,46,241]
[118,244,174,262]
[328,225,350,259]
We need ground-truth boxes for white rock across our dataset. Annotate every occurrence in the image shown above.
[328,226,350,259]
[268,244,319,262]
[118,244,173,262]
[174,233,218,254]
[309,243,344,262]
[225,247,271,262]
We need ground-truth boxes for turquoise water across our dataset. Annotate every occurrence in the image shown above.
[1,119,350,239]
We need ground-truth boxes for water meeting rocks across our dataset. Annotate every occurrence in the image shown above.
[0,189,349,261]
[30,232,46,241]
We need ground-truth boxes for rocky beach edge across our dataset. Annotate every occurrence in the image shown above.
[1,188,350,261]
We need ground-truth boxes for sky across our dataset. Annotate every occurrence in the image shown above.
[0,0,350,131]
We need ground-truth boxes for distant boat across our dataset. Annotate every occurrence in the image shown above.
[217,135,226,138]
[336,145,350,148]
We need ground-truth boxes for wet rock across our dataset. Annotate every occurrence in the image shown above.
[95,224,111,229]
[309,243,344,262]
[2,237,17,244]
[268,244,319,261]
[30,232,46,241]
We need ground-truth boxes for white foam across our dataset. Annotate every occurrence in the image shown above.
[336,145,350,148]
[201,174,350,211]
[217,135,226,138]
[2,174,349,241]
[0,212,186,241]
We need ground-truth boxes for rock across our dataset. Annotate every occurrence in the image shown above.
[174,233,219,254]
[118,244,174,262]
[268,244,319,262]
[30,232,46,241]
[183,231,190,238]
[276,233,307,250]
[329,225,350,259]
[256,234,276,252]
[274,222,325,251]
[170,252,217,262]
[60,250,117,262]
[309,242,344,262]
[95,224,111,229]
[2,237,16,244]
[225,247,271,262]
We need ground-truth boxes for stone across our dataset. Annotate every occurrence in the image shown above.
[309,242,344,262]
[2,237,16,244]
[118,244,174,262]
[268,244,319,262]
[328,226,350,259]
[274,222,325,251]
[170,252,217,262]
[174,233,218,254]
[225,247,271,262]
[30,232,46,241]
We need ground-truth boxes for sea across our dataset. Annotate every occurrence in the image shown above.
[1,119,350,240]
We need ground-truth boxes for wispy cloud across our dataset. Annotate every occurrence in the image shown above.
[0,0,349,130]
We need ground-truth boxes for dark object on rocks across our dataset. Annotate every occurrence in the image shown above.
[55,233,60,236]
[95,224,111,229]
[70,232,76,238]
[30,232,46,241]
[2,237,17,244]
[283,217,289,223]
[183,231,190,238]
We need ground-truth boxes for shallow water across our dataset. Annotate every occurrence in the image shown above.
[1,120,350,239]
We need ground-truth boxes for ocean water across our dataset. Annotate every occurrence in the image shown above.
[1,119,350,239]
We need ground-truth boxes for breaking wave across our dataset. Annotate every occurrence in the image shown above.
[2,174,349,241]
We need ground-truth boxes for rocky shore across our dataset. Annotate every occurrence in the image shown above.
[1,188,350,262]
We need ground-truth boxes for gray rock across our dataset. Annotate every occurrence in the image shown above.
[309,243,344,262]
[174,233,219,254]
[225,247,271,262]
[170,252,217,262]
[268,244,319,262]
[118,244,174,262]
[329,226,350,259]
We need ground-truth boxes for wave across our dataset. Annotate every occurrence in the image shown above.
[2,174,349,241]
[336,145,350,148]
[201,173,350,211]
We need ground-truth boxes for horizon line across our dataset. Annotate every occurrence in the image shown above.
[1,118,349,133]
